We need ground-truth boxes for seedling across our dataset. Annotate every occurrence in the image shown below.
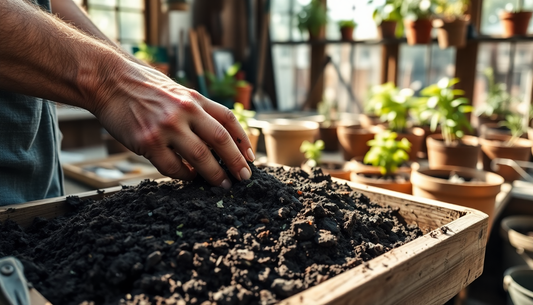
[500,113,527,146]
[338,20,357,29]
[364,131,411,176]
[300,139,325,168]
[297,0,328,37]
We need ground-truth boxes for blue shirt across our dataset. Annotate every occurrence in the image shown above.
[0,0,64,205]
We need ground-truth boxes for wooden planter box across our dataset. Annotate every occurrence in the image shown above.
[0,178,488,305]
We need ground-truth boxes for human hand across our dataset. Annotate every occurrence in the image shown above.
[89,62,254,189]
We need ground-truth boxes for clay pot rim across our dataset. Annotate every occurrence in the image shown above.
[350,171,412,186]
[349,157,414,174]
[427,133,480,147]
[500,216,533,252]
[336,124,382,134]
[499,10,533,19]
[432,16,470,28]
[480,134,533,148]
[411,165,505,187]
[261,120,319,133]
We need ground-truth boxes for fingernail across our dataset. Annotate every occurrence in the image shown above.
[247,148,255,161]
[240,167,251,180]
[220,179,232,190]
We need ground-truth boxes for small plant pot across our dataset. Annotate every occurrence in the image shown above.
[432,18,469,49]
[500,11,533,37]
[377,20,398,40]
[340,27,355,41]
[411,165,504,233]
[500,216,533,271]
[359,113,384,129]
[234,84,253,110]
[503,267,533,305]
[404,19,433,45]
[426,134,480,169]
[318,123,339,152]
[336,124,378,161]
[247,127,260,154]
[479,134,533,182]
[262,120,319,167]
[308,27,325,41]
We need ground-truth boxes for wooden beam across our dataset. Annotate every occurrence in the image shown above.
[307,0,327,110]
[380,43,400,85]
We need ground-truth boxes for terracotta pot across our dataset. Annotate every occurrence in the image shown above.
[477,114,505,128]
[234,84,253,110]
[378,20,398,40]
[318,123,339,152]
[350,170,412,194]
[301,161,351,181]
[500,11,533,37]
[412,165,503,232]
[308,27,325,41]
[396,127,426,161]
[340,27,355,41]
[426,134,480,169]
[262,121,319,167]
[404,19,433,45]
[432,18,469,49]
[480,134,533,182]
[336,124,378,161]
[247,128,260,155]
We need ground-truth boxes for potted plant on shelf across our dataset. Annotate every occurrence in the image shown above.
[350,131,413,194]
[297,0,328,40]
[231,102,260,154]
[371,0,404,39]
[480,113,533,182]
[366,82,425,161]
[206,63,241,108]
[432,0,470,49]
[338,20,356,41]
[300,139,351,180]
[401,0,436,45]
[234,70,253,110]
[316,99,340,151]
[419,77,480,169]
[500,0,533,37]
[475,67,513,130]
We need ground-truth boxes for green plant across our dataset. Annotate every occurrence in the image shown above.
[401,0,437,20]
[364,131,411,176]
[231,102,256,132]
[435,0,470,19]
[134,43,159,63]
[297,0,328,37]
[300,139,325,168]
[206,63,247,99]
[366,82,419,132]
[317,99,338,128]
[419,77,474,145]
[475,67,512,118]
[500,113,527,146]
[338,19,356,29]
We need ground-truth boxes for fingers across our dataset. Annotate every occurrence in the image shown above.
[194,92,256,162]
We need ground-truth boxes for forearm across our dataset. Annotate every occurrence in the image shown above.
[49,0,145,65]
[0,0,130,112]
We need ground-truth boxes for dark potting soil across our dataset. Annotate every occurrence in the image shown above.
[0,164,423,305]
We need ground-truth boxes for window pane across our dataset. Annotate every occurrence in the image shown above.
[89,0,116,7]
[88,8,117,41]
[119,0,144,9]
[119,11,145,42]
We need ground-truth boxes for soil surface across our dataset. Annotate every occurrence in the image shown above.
[1,163,422,305]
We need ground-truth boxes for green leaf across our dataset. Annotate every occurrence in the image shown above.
[216,200,224,208]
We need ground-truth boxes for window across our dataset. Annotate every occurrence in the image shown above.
[73,0,146,46]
